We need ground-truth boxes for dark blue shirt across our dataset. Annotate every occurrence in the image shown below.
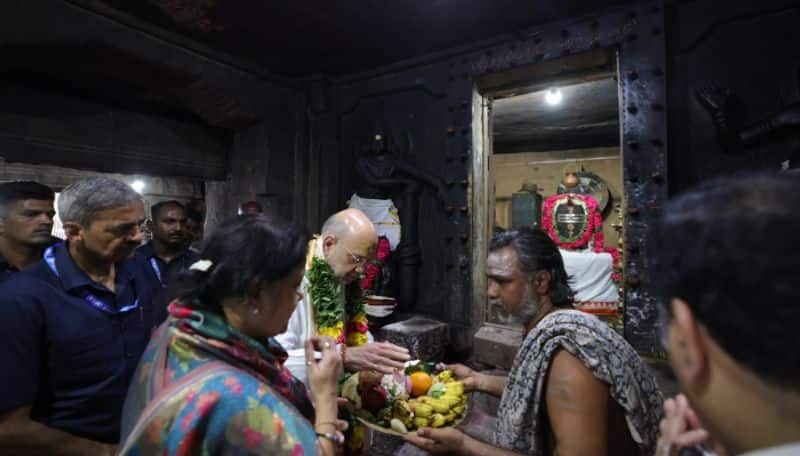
[0,237,60,283]
[0,242,159,443]
[135,242,198,324]
[0,254,19,283]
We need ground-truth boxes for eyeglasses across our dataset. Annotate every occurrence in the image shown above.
[342,245,375,267]
[110,221,148,238]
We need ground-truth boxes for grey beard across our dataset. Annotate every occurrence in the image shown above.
[492,293,540,327]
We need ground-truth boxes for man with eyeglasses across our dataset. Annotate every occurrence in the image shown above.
[276,208,410,386]
[0,177,159,455]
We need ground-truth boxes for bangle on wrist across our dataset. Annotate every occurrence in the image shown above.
[316,431,343,445]
[340,344,347,367]
[315,421,338,431]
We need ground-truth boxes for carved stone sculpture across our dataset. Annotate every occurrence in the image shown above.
[354,124,447,311]
[697,81,800,166]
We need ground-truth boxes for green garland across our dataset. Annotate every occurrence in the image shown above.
[307,257,343,330]
[345,279,365,318]
[307,256,366,330]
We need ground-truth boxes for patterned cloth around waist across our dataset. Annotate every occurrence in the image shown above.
[495,309,663,455]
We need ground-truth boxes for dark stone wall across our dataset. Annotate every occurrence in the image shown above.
[311,63,473,350]
[6,0,797,358]
[228,87,303,224]
[0,84,229,180]
[336,71,465,338]
[308,2,669,354]
[0,0,293,182]
[0,0,301,232]
[666,0,800,194]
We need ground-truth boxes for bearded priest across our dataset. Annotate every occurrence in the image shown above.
[276,208,410,385]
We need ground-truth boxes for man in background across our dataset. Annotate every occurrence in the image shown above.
[184,204,204,250]
[136,200,198,323]
[0,181,56,282]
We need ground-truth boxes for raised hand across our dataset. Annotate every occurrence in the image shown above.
[656,394,727,456]
[305,336,342,400]
[305,336,345,453]
[345,341,410,374]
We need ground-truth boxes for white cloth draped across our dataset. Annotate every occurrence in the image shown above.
[559,248,619,303]
[347,193,401,250]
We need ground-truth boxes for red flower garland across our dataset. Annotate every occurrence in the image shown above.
[543,194,622,286]
[542,194,599,250]
[376,237,391,262]
[360,263,380,290]
[360,237,392,292]
[347,321,370,334]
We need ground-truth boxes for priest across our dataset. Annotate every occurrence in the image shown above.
[276,208,410,385]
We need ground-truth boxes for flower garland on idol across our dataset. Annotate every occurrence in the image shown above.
[360,236,392,293]
[542,193,621,285]
[306,250,369,347]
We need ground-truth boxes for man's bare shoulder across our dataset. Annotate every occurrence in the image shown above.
[546,349,608,408]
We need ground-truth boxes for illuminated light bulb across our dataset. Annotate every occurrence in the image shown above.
[131,180,146,194]
[545,88,563,106]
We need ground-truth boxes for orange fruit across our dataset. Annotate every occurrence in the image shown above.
[409,372,433,397]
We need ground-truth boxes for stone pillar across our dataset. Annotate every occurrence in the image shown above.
[204,180,231,237]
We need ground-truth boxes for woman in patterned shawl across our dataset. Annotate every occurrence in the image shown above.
[119,215,346,455]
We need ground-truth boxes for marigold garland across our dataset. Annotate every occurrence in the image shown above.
[307,256,369,347]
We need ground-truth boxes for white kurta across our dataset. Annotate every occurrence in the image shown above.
[274,240,373,386]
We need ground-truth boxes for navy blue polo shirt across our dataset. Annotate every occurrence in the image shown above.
[0,242,159,444]
[135,242,198,323]
[0,253,19,283]
[135,242,198,287]
[0,236,60,283]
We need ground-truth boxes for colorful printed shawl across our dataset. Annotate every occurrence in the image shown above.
[119,301,318,455]
[495,309,664,455]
